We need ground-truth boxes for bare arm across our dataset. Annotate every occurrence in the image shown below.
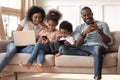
[75,24,95,46]
[16,25,23,31]
[95,26,111,44]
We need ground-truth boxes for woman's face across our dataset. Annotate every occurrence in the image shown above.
[47,20,57,32]
[32,13,42,25]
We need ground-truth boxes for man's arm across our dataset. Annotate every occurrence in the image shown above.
[96,28,111,44]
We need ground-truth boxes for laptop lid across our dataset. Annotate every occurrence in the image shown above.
[13,30,36,46]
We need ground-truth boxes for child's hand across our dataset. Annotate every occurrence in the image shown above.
[64,41,71,45]
[56,35,62,40]
[42,38,50,44]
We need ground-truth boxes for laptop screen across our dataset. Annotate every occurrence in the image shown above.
[13,30,36,46]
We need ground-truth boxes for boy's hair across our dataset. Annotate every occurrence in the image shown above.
[47,9,62,24]
[26,6,46,22]
[59,21,73,32]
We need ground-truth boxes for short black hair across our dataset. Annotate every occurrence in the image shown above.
[26,6,45,22]
[81,6,92,13]
[59,21,73,32]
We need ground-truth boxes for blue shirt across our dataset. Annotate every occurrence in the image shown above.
[74,20,113,49]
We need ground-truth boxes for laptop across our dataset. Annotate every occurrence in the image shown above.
[13,30,36,46]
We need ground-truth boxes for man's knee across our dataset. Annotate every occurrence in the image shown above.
[93,46,103,56]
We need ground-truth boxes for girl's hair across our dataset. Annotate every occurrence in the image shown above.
[47,9,62,24]
[26,6,45,22]
[59,21,73,32]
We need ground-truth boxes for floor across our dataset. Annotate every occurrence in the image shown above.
[0,72,120,80]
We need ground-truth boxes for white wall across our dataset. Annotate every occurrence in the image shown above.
[37,0,120,31]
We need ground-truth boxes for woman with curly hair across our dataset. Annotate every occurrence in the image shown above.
[0,6,47,72]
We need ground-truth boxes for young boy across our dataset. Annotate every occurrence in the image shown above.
[49,21,75,57]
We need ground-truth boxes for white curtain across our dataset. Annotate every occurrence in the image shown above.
[0,5,6,40]
[22,0,37,18]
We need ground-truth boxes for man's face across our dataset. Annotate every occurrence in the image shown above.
[81,9,94,25]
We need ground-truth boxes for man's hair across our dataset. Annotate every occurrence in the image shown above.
[81,6,92,13]
[59,21,73,32]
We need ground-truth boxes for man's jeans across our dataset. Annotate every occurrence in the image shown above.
[28,42,51,65]
[59,45,107,79]
[0,41,33,72]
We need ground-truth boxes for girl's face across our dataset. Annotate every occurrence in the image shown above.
[32,13,42,25]
[47,20,57,32]
[60,29,71,38]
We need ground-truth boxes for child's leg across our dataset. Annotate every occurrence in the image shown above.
[33,49,45,72]
[19,61,31,70]
[19,43,41,70]
[33,63,44,72]
[55,53,61,57]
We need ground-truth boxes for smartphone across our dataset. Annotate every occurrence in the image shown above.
[58,40,65,44]
[42,36,48,40]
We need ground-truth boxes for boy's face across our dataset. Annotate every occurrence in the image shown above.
[60,29,71,38]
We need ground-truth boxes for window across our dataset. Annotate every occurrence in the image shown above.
[0,0,21,37]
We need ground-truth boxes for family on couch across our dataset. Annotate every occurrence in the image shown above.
[0,6,113,80]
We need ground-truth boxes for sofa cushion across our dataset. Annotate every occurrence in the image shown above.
[0,53,55,66]
[108,31,120,52]
[55,52,117,67]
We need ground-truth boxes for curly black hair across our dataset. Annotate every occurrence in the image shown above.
[59,21,73,32]
[26,6,45,22]
[47,9,62,24]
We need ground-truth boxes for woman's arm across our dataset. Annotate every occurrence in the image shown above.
[16,25,23,31]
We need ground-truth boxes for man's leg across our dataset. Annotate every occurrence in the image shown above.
[0,41,17,72]
[59,45,89,56]
[78,45,106,80]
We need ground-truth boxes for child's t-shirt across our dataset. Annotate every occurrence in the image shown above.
[59,35,75,45]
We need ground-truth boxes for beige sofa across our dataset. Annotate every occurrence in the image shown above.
[0,31,120,80]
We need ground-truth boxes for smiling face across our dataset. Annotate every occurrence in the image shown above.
[47,20,57,32]
[32,13,42,25]
[81,9,94,25]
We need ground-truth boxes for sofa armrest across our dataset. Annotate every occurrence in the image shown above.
[117,46,120,74]
[0,40,10,52]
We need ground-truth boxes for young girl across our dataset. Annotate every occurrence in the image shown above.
[49,21,75,57]
[19,9,62,72]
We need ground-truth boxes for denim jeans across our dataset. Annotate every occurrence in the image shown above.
[59,45,107,79]
[28,42,51,65]
[0,41,34,72]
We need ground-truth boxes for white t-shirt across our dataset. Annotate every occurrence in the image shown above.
[19,18,44,38]
[60,35,75,45]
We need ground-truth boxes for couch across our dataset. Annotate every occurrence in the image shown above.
[0,31,120,80]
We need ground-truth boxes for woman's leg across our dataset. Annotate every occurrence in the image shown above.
[0,41,17,72]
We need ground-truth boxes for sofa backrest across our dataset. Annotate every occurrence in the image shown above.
[108,31,120,52]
